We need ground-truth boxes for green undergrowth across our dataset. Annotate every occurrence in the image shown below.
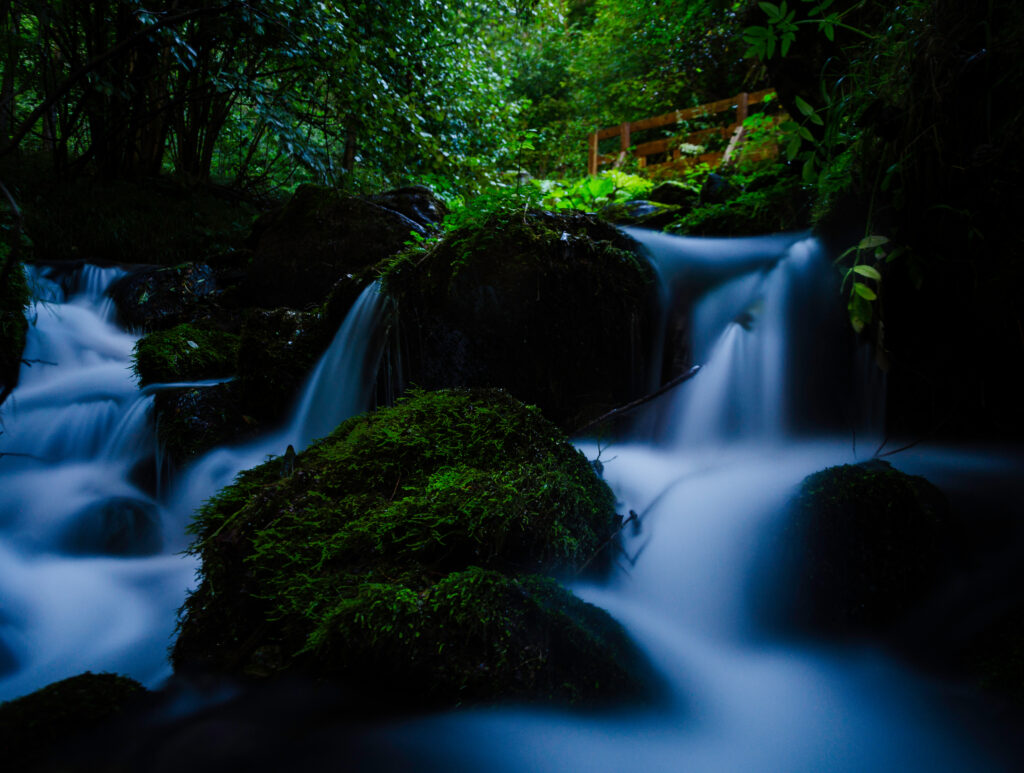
[174,388,645,707]
[132,323,239,386]
[669,165,812,236]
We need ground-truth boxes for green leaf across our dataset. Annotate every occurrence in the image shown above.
[794,95,815,116]
[858,235,889,250]
[797,125,815,141]
[853,282,877,300]
[786,135,801,160]
[802,156,817,183]
[852,265,882,280]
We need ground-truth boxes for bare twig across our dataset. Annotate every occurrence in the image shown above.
[572,365,701,437]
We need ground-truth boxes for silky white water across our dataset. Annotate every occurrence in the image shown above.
[0,268,386,700]
[0,243,1019,770]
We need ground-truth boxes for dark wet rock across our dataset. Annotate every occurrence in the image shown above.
[246,185,425,309]
[173,389,650,709]
[782,460,965,634]
[236,308,331,423]
[382,209,657,431]
[649,181,700,210]
[600,199,679,230]
[0,671,147,769]
[0,259,29,404]
[109,263,220,331]
[698,172,741,206]
[63,497,163,556]
[154,382,257,464]
[369,185,448,229]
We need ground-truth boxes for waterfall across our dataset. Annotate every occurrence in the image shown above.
[0,248,1018,770]
[167,281,387,519]
[0,270,387,701]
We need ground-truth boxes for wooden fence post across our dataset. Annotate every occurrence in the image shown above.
[615,121,630,168]
[588,131,598,176]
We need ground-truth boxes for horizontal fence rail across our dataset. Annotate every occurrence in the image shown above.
[587,88,779,175]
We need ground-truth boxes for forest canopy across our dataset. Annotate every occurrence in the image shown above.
[0,0,754,194]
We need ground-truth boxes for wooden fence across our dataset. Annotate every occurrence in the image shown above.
[587,88,778,175]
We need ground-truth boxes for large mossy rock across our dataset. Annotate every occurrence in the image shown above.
[132,322,239,386]
[0,671,146,768]
[246,184,425,309]
[382,209,657,431]
[783,460,962,634]
[173,388,646,708]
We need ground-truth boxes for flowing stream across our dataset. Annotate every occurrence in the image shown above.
[0,239,1020,770]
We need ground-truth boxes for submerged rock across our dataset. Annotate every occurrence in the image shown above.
[63,496,162,556]
[246,184,425,308]
[382,209,657,430]
[174,388,647,708]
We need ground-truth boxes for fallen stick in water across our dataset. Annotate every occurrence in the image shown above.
[572,364,701,437]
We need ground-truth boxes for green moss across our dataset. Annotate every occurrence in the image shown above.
[379,208,656,430]
[0,671,146,765]
[308,568,641,706]
[0,256,29,396]
[174,388,642,706]
[669,169,811,236]
[132,323,239,386]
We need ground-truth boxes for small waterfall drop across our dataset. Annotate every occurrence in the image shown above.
[0,271,388,701]
[167,281,388,518]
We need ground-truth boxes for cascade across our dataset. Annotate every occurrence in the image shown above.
[0,271,387,700]
[0,245,1019,770]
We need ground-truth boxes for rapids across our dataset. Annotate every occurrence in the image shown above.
[1,235,1021,770]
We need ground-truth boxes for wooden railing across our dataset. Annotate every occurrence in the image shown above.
[587,88,778,175]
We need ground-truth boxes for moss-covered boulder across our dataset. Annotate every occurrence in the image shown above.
[246,184,425,308]
[173,388,646,708]
[0,671,146,768]
[782,460,963,634]
[382,209,657,431]
[132,323,239,386]
[649,181,700,211]
[236,307,331,423]
[0,258,29,404]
